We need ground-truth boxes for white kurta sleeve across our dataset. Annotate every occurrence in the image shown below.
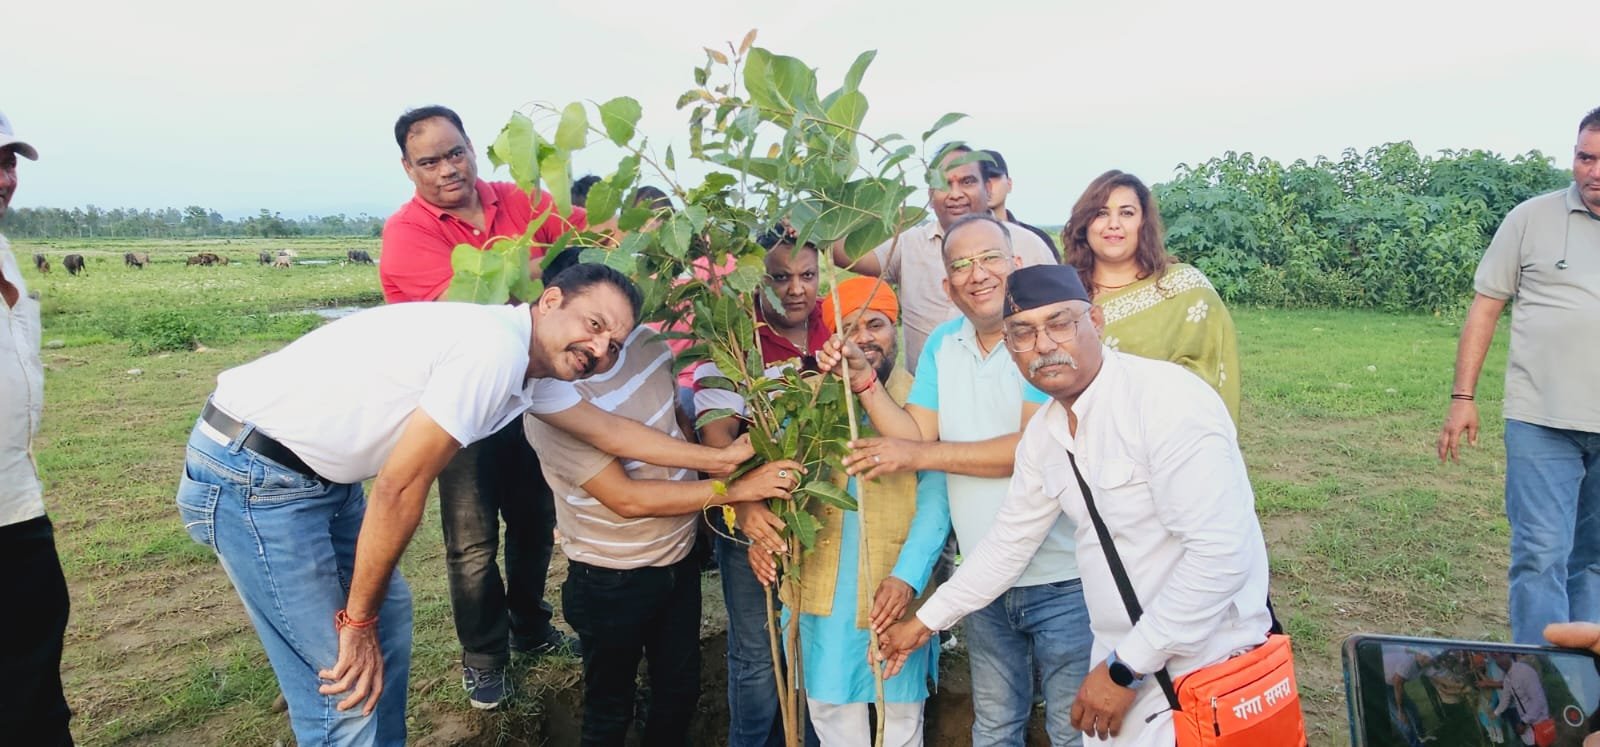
[915,426,1063,630]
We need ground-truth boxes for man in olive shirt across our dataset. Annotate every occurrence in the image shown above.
[1439,105,1600,644]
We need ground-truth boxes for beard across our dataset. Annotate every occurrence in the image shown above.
[1028,351,1079,377]
[860,343,896,383]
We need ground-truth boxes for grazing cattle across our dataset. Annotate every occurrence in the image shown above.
[124,252,151,269]
[187,252,226,267]
[347,249,375,265]
[259,251,273,265]
[33,253,49,274]
[63,254,86,276]
[273,253,292,268]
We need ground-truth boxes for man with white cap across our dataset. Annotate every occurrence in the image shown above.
[0,110,73,745]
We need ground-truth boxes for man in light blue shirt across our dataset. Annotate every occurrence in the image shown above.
[843,213,1090,746]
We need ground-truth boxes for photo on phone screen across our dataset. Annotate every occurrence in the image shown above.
[1344,635,1600,747]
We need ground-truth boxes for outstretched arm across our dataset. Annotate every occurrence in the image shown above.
[537,401,751,474]
[581,457,805,519]
[845,401,1042,480]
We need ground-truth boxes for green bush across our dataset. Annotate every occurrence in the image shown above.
[1155,143,1568,312]
[114,308,324,354]
[123,309,206,354]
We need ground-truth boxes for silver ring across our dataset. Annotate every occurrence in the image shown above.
[873,455,881,464]
[777,469,789,479]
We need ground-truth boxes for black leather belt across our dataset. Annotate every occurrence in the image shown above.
[201,400,325,482]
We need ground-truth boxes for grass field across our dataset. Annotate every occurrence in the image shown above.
[12,237,1514,746]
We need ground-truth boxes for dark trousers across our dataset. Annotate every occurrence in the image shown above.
[439,419,557,670]
[0,516,73,746]
[562,556,701,747]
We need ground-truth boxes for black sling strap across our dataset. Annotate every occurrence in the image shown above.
[1068,450,1182,711]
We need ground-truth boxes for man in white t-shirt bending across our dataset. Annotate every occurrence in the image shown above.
[174,264,750,747]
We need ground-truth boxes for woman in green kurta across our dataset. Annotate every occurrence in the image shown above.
[1060,170,1242,421]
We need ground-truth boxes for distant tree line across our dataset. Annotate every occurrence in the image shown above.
[1155,141,1571,313]
[0,205,384,239]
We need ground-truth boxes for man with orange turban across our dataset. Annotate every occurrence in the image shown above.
[750,273,949,745]
[820,277,901,385]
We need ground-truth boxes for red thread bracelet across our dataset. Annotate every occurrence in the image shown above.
[851,377,876,395]
[336,609,379,631]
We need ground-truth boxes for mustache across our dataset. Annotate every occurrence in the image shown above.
[567,345,598,376]
[858,343,885,358]
[1028,352,1078,377]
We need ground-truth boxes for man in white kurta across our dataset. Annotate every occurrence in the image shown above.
[881,264,1271,745]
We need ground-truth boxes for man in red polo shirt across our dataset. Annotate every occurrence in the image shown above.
[380,105,585,303]
[381,105,587,709]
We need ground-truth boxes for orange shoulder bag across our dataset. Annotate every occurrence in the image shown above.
[1069,452,1307,747]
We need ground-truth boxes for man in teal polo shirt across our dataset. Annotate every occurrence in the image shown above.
[842,213,1090,745]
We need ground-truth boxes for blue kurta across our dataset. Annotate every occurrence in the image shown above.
[798,472,951,704]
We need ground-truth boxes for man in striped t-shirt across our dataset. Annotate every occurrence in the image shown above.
[525,257,803,745]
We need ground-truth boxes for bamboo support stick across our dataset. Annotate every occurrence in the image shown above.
[823,264,890,747]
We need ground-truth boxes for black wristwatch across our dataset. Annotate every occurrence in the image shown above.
[1106,650,1146,689]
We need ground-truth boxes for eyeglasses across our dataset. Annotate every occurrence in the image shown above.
[1004,309,1089,353]
[412,146,470,172]
[946,250,1010,281]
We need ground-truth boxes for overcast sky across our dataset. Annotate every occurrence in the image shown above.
[3,0,1592,223]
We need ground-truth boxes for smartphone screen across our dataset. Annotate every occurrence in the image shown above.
[1344,634,1600,747]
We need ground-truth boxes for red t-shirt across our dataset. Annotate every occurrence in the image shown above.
[379,180,587,303]
[756,303,831,364]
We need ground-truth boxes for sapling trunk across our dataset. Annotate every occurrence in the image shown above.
[763,583,793,743]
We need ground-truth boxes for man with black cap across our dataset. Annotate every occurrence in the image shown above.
[0,110,73,746]
[877,264,1273,745]
[979,149,1060,261]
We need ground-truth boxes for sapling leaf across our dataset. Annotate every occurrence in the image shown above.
[786,509,821,549]
[842,50,876,92]
[617,207,655,233]
[597,96,642,147]
[490,112,538,192]
[555,102,588,150]
[585,181,622,224]
[445,243,511,304]
[799,480,858,511]
[542,151,572,215]
[695,408,738,428]
[698,375,738,391]
[920,112,968,142]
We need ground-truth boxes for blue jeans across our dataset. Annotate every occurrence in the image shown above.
[714,534,818,747]
[964,578,1092,747]
[1504,419,1600,644]
[716,533,786,747]
[1385,690,1425,747]
[176,421,413,746]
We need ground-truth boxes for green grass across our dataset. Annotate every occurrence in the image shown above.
[1232,306,1513,744]
[17,239,1518,746]
[20,237,383,347]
